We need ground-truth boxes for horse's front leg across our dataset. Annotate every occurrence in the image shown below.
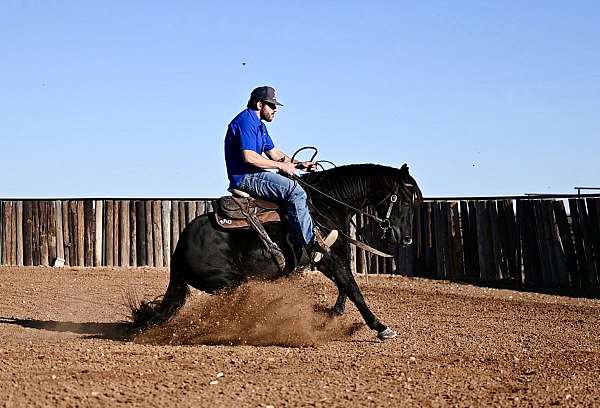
[321,256,397,340]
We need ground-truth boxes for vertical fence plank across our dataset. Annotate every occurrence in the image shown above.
[65,201,73,265]
[577,199,599,287]
[422,202,435,277]
[466,201,479,278]
[23,201,33,266]
[135,201,146,266]
[61,201,69,266]
[105,201,114,267]
[524,200,540,286]
[449,202,464,278]
[554,200,578,289]
[76,201,84,266]
[406,202,421,277]
[503,200,520,282]
[3,202,9,265]
[11,201,17,265]
[83,201,94,266]
[47,200,57,265]
[112,201,120,267]
[94,200,103,266]
[152,201,163,267]
[55,201,65,264]
[179,201,186,233]
[569,199,592,288]
[38,201,49,266]
[488,201,502,281]
[162,201,171,267]
[129,201,137,267]
[442,202,454,278]
[432,202,445,278]
[544,200,569,288]
[586,198,600,287]
[0,201,3,265]
[3,202,13,265]
[534,200,554,287]
[196,201,205,217]
[187,201,196,226]
[475,201,493,281]
[171,201,180,256]
[516,200,529,285]
[546,200,563,287]
[15,202,23,266]
[119,200,130,267]
[5,202,14,265]
[496,200,509,279]
[68,201,77,266]
[145,200,154,267]
[459,201,472,277]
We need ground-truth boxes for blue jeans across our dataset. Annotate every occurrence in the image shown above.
[237,171,314,245]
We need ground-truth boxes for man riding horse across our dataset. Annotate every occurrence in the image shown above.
[224,86,338,263]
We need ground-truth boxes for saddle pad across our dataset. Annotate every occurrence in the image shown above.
[213,211,281,230]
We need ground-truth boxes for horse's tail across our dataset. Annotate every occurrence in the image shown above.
[128,255,190,329]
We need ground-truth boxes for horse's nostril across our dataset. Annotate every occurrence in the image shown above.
[403,237,413,245]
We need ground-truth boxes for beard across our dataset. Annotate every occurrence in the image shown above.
[260,111,275,122]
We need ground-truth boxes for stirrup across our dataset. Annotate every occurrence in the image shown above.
[309,228,338,263]
[313,227,338,253]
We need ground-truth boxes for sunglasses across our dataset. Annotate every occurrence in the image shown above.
[263,101,277,110]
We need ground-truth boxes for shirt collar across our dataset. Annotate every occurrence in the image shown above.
[245,108,261,125]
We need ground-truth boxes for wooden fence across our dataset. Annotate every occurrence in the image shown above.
[1,196,599,293]
[352,195,600,293]
[0,199,213,268]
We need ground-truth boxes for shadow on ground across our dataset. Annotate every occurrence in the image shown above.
[0,317,132,340]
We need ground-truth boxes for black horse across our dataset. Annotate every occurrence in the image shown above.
[132,163,422,340]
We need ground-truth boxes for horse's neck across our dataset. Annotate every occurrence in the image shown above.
[311,177,377,211]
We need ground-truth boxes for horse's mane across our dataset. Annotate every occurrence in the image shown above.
[301,163,422,203]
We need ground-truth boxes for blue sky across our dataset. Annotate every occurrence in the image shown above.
[1,1,598,198]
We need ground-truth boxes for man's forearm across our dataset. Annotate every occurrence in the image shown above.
[242,150,284,170]
[267,148,295,164]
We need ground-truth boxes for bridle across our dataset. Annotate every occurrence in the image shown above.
[375,187,400,239]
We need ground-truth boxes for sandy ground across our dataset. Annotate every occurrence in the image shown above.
[0,266,599,407]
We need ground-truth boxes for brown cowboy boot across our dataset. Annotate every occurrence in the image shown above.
[308,227,338,263]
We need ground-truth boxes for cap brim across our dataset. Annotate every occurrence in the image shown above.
[265,99,283,106]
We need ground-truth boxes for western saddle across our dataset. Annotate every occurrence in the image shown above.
[212,189,286,271]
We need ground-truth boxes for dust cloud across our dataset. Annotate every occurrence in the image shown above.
[134,278,359,347]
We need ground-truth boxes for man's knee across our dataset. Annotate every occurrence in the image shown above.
[289,184,308,202]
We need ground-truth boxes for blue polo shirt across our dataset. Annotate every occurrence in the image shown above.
[224,108,275,188]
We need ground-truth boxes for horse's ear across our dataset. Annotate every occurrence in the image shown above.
[400,163,409,174]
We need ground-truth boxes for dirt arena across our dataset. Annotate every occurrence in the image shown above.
[1,266,599,407]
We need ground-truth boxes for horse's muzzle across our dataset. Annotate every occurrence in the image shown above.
[401,236,413,246]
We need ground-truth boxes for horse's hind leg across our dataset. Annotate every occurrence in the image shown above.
[319,269,347,315]
[332,288,347,315]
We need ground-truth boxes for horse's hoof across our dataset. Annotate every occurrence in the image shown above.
[328,307,344,317]
[377,327,398,341]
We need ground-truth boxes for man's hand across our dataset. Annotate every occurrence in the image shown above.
[278,161,298,176]
[296,161,318,172]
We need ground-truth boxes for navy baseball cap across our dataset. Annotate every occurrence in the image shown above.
[250,86,283,106]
